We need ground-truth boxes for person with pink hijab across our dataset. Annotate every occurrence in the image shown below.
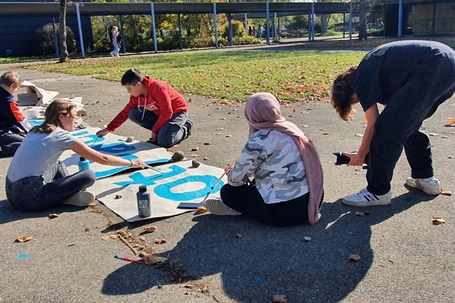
[205,92,324,226]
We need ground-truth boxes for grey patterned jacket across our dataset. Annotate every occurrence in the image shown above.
[229,129,309,204]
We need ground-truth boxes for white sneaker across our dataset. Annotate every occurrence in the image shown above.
[205,199,242,216]
[342,188,392,207]
[63,191,95,207]
[110,52,114,57]
[406,177,441,195]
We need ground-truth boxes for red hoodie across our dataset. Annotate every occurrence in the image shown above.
[106,76,188,134]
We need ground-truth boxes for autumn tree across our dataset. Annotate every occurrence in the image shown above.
[59,0,69,62]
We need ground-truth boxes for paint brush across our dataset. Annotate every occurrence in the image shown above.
[114,254,145,265]
[144,163,163,174]
[91,136,99,147]
[211,172,226,190]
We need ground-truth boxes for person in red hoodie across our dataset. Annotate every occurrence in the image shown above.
[0,71,33,157]
[96,68,193,148]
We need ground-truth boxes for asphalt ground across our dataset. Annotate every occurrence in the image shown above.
[0,47,454,303]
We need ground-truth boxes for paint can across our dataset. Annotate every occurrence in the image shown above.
[137,185,151,217]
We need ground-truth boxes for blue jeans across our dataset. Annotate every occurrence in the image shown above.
[5,161,96,211]
[112,42,119,56]
[0,133,24,157]
[128,108,192,148]
[366,56,455,195]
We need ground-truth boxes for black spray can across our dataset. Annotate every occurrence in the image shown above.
[136,185,151,217]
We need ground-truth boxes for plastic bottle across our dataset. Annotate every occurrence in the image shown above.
[78,157,91,171]
[136,185,151,217]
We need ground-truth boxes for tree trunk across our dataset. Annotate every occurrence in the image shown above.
[59,0,69,63]
[358,0,367,40]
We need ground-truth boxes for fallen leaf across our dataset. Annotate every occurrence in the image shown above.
[226,135,232,138]
[354,133,364,137]
[101,235,111,241]
[143,226,157,233]
[429,132,439,136]
[216,127,224,131]
[16,235,33,243]
[48,213,59,219]
[446,118,454,125]
[191,147,199,151]
[204,142,212,145]
[348,254,361,262]
[432,216,445,225]
[85,227,90,232]
[196,206,207,213]
[155,237,167,244]
[272,295,288,302]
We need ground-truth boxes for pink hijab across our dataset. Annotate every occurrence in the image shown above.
[244,93,324,225]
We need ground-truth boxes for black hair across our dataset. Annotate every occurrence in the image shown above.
[121,68,144,86]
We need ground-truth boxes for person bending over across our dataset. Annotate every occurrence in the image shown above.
[331,40,455,207]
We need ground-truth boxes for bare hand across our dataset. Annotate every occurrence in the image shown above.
[225,163,234,175]
[150,131,157,141]
[344,152,365,166]
[130,158,145,169]
[96,128,110,138]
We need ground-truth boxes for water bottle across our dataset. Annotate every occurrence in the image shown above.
[136,185,151,217]
[78,157,91,171]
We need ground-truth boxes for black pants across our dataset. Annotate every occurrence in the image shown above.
[367,56,455,195]
[220,184,310,227]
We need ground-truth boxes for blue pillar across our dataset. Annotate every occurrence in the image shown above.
[266,2,270,45]
[349,2,353,40]
[119,15,125,53]
[213,3,218,49]
[310,2,315,41]
[228,14,233,46]
[75,3,85,58]
[52,17,59,58]
[398,0,403,36]
[178,14,183,50]
[151,3,158,53]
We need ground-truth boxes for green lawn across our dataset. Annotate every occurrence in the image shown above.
[22,50,365,102]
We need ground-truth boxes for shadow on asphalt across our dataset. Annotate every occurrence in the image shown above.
[99,190,437,302]
[0,199,83,224]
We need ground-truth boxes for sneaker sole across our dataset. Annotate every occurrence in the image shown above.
[342,198,391,207]
[63,192,95,207]
[205,199,241,216]
[406,179,441,195]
